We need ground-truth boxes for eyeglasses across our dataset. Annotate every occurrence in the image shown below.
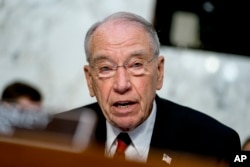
[90,57,155,79]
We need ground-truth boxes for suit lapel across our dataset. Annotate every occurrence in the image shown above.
[147,95,177,165]
[92,103,107,143]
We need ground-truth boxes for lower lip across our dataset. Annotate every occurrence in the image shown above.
[112,103,138,115]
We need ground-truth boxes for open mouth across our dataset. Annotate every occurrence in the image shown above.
[113,101,136,108]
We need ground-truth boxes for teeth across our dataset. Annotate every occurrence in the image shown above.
[114,101,134,108]
[117,104,130,108]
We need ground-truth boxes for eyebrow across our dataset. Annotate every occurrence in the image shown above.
[92,55,108,61]
[91,55,113,64]
[130,50,148,57]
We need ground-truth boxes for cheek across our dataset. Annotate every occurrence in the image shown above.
[134,75,157,95]
[132,77,156,107]
[93,81,112,104]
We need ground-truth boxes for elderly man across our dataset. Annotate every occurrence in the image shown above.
[47,12,241,166]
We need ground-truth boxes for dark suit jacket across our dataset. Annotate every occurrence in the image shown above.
[46,95,241,166]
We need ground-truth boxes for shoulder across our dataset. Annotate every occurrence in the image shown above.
[45,102,100,133]
[155,95,241,152]
[155,95,232,131]
[53,102,101,119]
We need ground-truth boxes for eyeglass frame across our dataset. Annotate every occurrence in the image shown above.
[89,56,157,79]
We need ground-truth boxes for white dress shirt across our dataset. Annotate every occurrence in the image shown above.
[105,100,157,163]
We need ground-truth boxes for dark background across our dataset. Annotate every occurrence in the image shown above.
[153,0,250,56]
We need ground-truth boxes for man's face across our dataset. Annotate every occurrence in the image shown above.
[84,21,164,130]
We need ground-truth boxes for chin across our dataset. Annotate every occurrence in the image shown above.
[116,120,140,131]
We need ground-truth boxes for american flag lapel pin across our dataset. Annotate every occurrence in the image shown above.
[162,153,172,165]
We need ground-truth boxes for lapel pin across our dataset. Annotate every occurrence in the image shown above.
[162,153,172,165]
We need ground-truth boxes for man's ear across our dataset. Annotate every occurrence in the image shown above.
[156,56,164,90]
[84,65,95,97]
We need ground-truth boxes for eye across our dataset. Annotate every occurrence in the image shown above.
[98,65,113,73]
[129,60,144,69]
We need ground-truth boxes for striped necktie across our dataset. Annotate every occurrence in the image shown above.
[113,132,131,160]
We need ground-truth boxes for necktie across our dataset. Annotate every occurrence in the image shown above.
[114,132,131,160]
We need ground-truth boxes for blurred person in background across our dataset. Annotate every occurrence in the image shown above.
[0,81,46,135]
[47,12,241,166]
[1,81,42,112]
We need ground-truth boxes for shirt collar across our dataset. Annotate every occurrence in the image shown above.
[106,100,157,156]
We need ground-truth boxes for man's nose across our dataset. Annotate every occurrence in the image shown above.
[113,67,131,94]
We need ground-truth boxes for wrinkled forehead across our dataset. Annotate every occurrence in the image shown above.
[95,19,151,40]
[90,20,152,50]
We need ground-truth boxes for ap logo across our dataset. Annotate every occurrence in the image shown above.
[234,155,247,163]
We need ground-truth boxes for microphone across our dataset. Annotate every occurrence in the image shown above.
[72,108,97,150]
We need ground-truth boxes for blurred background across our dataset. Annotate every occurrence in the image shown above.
[0,0,249,146]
